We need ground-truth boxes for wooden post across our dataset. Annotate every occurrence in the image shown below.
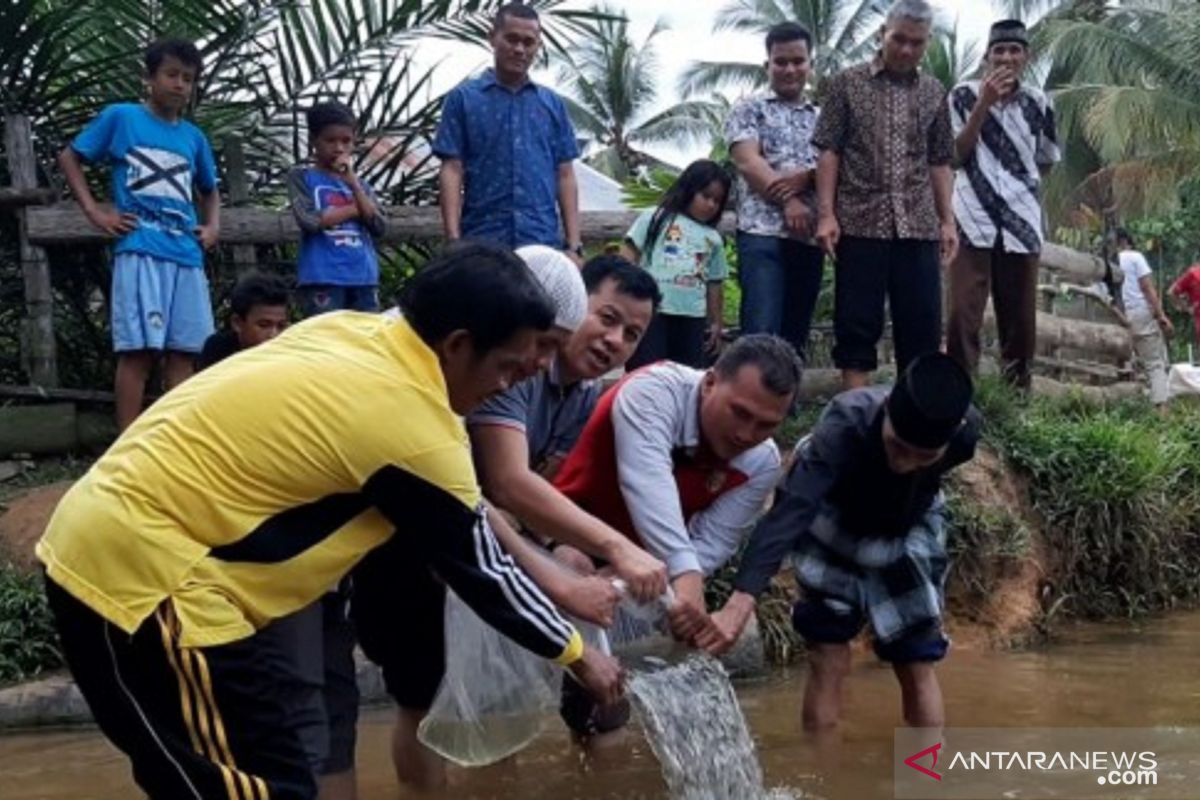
[223,135,257,272]
[4,114,58,387]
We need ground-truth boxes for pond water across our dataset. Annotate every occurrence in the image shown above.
[3,612,1199,799]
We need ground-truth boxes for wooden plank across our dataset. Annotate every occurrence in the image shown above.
[0,404,76,456]
[223,136,258,271]
[4,114,58,387]
[25,204,716,247]
[0,383,118,403]
[0,186,56,207]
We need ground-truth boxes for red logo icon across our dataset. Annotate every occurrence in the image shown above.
[904,742,944,781]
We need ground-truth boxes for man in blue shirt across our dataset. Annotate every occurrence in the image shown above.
[433,3,584,262]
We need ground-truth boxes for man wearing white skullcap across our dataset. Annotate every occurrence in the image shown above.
[516,245,589,333]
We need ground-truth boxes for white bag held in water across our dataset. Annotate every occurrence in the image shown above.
[417,589,563,767]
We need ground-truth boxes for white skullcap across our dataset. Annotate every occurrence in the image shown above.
[515,245,588,332]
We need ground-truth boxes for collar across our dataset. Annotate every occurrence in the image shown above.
[764,90,815,110]
[870,54,920,83]
[480,67,535,93]
[386,315,450,403]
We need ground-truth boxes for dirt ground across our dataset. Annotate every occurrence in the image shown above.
[0,481,72,573]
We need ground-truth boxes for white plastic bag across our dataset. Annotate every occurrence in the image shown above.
[417,589,563,767]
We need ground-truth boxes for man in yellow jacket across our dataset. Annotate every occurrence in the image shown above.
[38,242,623,800]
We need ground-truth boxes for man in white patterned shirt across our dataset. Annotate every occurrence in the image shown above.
[946,19,1061,389]
[725,22,824,359]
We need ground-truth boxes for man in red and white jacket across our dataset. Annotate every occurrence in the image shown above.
[553,334,800,644]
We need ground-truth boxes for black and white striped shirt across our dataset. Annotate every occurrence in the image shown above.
[949,81,1060,255]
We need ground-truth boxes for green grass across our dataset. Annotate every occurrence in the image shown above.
[0,562,60,685]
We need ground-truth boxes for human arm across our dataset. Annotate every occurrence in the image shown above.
[930,94,958,265]
[619,240,642,265]
[485,505,620,627]
[287,167,359,231]
[338,163,387,238]
[58,143,137,236]
[438,160,465,241]
[815,150,841,259]
[1139,274,1174,336]
[195,189,221,251]
[610,372,718,639]
[557,161,582,265]
[952,73,1010,164]
[470,422,668,602]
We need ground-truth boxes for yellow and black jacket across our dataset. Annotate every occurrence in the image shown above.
[38,311,582,664]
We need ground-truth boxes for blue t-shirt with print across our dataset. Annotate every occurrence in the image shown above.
[294,168,381,286]
[71,103,218,268]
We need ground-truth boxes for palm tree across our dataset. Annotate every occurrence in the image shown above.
[676,0,890,99]
[554,5,722,180]
[1037,0,1200,219]
[921,19,983,91]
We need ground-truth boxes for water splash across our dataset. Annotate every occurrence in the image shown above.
[627,654,797,800]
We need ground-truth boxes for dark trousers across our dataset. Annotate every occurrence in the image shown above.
[737,232,825,359]
[46,577,317,800]
[946,243,1039,388]
[626,314,708,370]
[832,237,942,373]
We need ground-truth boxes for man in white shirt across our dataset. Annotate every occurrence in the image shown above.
[1116,228,1174,407]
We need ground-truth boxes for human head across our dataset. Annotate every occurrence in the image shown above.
[229,272,290,349]
[558,255,660,380]
[144,38,202,117]
[642,160,731,254]
[764,22,813,101]
[882,352,973,474]
[306,101,357,171]
[491,3,541,84]
[1115,228,1135,249]
[400,242,556,414]
[985,19,1030,75]
[881,0,934,74]
[700,335,801,461]
[514,244,589,378]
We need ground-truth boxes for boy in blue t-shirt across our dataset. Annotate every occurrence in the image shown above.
[287,101,387,317]
[58,38,220,431]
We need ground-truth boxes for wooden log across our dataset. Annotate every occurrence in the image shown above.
[223,136,258,271]
[0,404,76,456]
[5,114,59,387]
[1039,242,1113,285]
[0,186,56,207]
[984,308,1131,362]
[0,383,118,403]
[1030,376,1144,404]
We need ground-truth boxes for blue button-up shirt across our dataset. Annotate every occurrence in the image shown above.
[433,69,580,248]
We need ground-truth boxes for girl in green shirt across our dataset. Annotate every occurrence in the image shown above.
[622,160,731,369]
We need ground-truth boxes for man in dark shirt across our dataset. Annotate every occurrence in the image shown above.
[701,353,980,731]
[198,271,291,369]
[813,0,957,391]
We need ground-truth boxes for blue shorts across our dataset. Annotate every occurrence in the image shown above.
[791,593,949,664]
[111,252,213,353]
[297,285,380,317]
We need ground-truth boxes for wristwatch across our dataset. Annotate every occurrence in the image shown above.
[565,242,584,258]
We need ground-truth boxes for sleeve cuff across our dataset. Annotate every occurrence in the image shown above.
[554,628,584,666]
[665,551,702,579]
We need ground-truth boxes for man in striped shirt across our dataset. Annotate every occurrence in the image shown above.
[946,19,1060,390]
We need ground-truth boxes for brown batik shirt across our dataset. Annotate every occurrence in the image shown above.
[813,56,954,242]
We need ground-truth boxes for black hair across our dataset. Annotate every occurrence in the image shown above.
[581,254,662,312]
[765,21,813,54]
[641,159,731,256]
[306,101,357,138]
[713,334,802,398]
[229,272,290,318]
[494,2,540,31]
[401,241,555,354]
[1115,227,1134,247]
[145,38,202,77]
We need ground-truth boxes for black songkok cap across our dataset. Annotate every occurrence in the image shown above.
[886,353,974,449]
[989,19,1029,49]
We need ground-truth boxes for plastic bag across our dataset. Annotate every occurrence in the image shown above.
[417,588,563,767]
